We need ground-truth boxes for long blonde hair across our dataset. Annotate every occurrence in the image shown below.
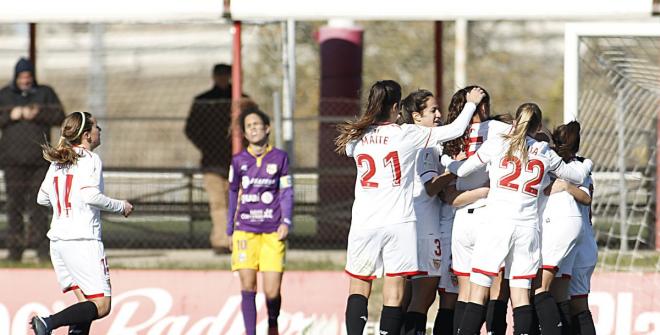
[502,103,542,164]
[334,80,401,154]
[42,112,93,165]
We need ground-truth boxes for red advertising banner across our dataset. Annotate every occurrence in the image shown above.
[0,269,658,335]
[0,269,348,335]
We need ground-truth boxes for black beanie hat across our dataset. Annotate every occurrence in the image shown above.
[15,57,34,76]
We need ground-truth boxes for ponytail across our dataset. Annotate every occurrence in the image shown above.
[335,80,401,154]
[502,103,542,164]
[552,121,581,162]
[42,112,93,165]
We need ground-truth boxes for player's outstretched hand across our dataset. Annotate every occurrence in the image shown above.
[466,87,485,104]
[122,201,134,217]
[277,224,289,241]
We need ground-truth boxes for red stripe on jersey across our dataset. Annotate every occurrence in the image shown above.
[541,265,559,271]
[560,274,572,279]
[344,270,376,281]
[500,267,505,273]
[476,153,485,164]
[451,268,470,277]
[472,268,499,277]
[512,274,536,279]
[80,185,96,189]
[423,130,432,148]
[438,288,446,293]
[84,293,105,299]
[63,285,80,293]
[386,271,427,277]
[571,294,589,299]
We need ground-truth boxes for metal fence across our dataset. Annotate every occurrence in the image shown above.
[0,20,585,250]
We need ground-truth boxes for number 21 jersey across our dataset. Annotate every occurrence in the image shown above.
[347,123,443,229]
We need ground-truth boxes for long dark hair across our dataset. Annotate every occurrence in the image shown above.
[335,80,401,154]
[397,89,434,125]
[443,85,490,157]
[42,112,93,165]
[552,121,581,162]
[502,103,542,164]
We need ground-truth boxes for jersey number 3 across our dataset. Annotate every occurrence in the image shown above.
[498,157,544,196]
[54,174,74,217]
[356,151,401,188]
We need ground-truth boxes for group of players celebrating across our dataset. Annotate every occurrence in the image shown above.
[336,81,599,335]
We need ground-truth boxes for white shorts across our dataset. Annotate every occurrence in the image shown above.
[417,234,443,277]
[470,223,540,289]
[540,216,582,272]
[450,206,486,277]
[438,223,458,294]
[50,239,111,298]
[569,266,595,298]
[345,221,421,279]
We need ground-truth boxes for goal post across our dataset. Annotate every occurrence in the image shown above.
[563,22,660,264]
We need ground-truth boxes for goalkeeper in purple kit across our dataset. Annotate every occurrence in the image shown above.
[227,105,294,335]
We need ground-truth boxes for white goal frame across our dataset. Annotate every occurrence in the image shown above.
[563,21,660,123]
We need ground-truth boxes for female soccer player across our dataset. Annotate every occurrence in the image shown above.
[335,80,484,335]
[396,89,456,335]
[227,106,293,335]
[567,170,597,335]
[32,112,134,335]
[442,86,512,335]
[534,121,593,335]
[443,103,593,335]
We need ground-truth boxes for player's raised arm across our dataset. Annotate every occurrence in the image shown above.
[442,137,498,177]
[427,87,484,143]
[547,149,592,185]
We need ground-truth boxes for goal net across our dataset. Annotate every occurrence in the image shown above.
[564,22,660,272]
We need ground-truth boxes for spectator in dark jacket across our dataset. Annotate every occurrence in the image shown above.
[185,64,234,253]
[0,57,65,261]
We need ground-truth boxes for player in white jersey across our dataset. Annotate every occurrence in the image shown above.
[568,170,597,335]
[443,103,592,335]
[441,86,512,335]
[533,121,593,335]
[335,80,485,335]
[396,89,456,335]
[30,112,134,335]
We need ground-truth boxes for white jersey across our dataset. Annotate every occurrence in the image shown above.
[541,159,587,219]
[37,147,124,241]
[447,136,591,228]
[413,146,443,235]
[456,120,511,209]
[346,102,477,229]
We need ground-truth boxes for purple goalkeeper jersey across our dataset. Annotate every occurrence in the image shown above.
[227,146,293,234]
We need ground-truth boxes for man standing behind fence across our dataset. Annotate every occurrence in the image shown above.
[0,57,65,262]
[185,64,233,253]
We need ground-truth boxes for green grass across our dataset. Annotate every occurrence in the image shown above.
[598,250,659,270]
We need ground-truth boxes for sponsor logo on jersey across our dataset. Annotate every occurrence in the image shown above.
[240,209,274,222]
[433,259,441,269]
[242,177,276,188]
[241,193,259,204]
[260,191,274,205]
[266,163,278,175]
